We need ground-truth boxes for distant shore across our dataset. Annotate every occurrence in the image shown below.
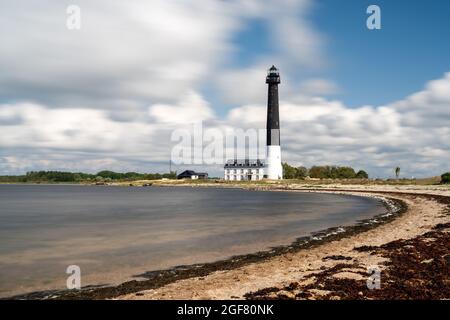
[0,173,444,188]
[6,183,449,300]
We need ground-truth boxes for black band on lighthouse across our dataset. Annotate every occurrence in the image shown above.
[266,65,280,146]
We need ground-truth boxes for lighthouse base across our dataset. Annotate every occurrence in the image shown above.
[266,145,283,180]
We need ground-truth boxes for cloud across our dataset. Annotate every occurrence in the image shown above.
[230,0,324,67]
[389,72,450,128]
[299,79,339,95]
[0,0,321,110]
[148,91,214,124]
[216,66,268,105]
[0,103,152,152]
[0,0,238,108]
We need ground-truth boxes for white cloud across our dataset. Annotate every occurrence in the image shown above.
[389,72,450,128]
[0,103,153,152]
[0,0,238,108]
[148,91,214,124]
[217,66,268,105]
[299,79,339,95]
[230,0,324,67]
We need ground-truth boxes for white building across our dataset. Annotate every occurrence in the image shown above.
[224,159,265,181]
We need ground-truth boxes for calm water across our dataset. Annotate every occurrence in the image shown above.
[0,185,386,297]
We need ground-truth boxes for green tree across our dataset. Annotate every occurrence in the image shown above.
[0,170,178,183]
[441,172,450,184]
[309,166,331,179]
[355,170,369,179]
[308,165,361,179]
[282,163,308,179]
[162,172,177,179]
[23,171,79,182]
[340,167,356,179]
[395,167,401,179]
[334,166,356,179]
[296,166,308,179]
[97,171,122,180]
[282,163,296,179]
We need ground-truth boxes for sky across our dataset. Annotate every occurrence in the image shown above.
[0,0,449,178]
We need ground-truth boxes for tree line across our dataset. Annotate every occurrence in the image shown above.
[282,163,369,180]
[0,170,177,183]
[1,168,449,183]
[442,172,450,184]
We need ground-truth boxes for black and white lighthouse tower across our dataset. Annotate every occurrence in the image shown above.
[222,66,283,181]
[265,65,283,179]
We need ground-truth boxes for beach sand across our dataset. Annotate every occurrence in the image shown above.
[117,184,450,300]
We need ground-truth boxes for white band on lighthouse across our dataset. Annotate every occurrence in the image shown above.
[266,145,282,180]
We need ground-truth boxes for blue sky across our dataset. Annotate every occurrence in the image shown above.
[224,0,450,108]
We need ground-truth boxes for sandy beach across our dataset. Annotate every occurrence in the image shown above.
[116,184,450,300]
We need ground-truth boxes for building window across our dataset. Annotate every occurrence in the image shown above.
[256,175,259,180]
[256,169,259,174]
[233,169,237,174]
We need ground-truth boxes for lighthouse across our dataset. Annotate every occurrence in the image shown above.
[223,65,283,181]
[265,65,283,180]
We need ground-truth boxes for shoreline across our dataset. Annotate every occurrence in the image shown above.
[118,187,448,300]
[4,188,409,300]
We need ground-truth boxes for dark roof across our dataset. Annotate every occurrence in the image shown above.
[224,159,265,168]
[177,170,208,177]
[179,170,196,175]
[269,65,277,71]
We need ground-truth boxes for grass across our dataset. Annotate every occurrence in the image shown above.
[113,176,444,187]
[2,176,445,187]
